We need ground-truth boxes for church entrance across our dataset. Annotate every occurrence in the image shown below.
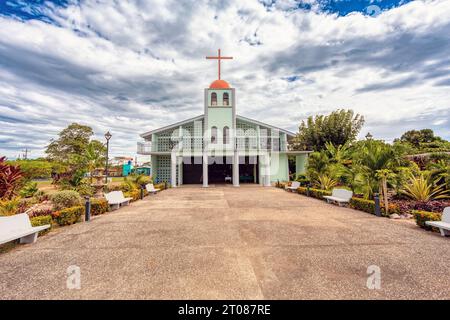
[182,157,203,184]
[208,156,232,184]
[239,156,258,184]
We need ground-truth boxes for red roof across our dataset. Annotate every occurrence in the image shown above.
[209,79,230,89]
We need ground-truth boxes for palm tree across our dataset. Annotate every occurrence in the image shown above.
[84,141,106,183]
[354,140,399,202]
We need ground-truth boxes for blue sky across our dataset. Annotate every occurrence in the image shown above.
[0,0,449,159]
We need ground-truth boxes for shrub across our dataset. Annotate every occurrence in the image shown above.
[412,210,442,230]
[124,190,140,202]
[19,181,39,198]
[134,174,151,187]
[0,156,24,200]
[30,215,52,235]
[295,174,310,185]
[0,197,21,216]
[154,182,166,190]
[28,208,53,218]
[33,190,49,202]
[350,198,376,214]
[53,206,84,226]
[297,187,332,199]
[350,198,399,216]
[120,180,138,192]
[75,183,94,197]
[51,190,82,211]
[276,181,288,189]
[91,198,108,215]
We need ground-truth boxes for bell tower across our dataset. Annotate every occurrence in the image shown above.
[203,49,238,187]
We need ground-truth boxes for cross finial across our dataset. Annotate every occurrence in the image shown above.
[206,49,233,80]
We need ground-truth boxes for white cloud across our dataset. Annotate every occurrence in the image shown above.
[0,0,449,159]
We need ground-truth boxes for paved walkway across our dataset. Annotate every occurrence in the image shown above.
[0,185,449,299]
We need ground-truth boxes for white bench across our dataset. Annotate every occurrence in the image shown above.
[323,188,353,206]
[285,181,300,192]
[105,191,133,210]
[426,207,450,237]
[0,213,50,245]
[145,183,161,194]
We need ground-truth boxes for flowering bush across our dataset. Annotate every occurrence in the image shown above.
[90,198,108,215]
[53,206,84,226]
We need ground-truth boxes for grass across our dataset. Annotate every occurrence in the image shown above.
[35,179,59,195]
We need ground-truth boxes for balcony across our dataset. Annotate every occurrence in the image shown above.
[137,141,152,155]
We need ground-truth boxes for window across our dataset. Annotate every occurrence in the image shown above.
[211,92,217,106]
[211,126,217,144]
[223,126,229,144]
[223,92,229,106]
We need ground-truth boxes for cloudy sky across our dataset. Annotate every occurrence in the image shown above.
[0,0,449,160]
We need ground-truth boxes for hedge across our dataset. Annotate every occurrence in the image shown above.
[154,182,167,190]
[30,215,52,235]
[53,206,84,226]
[91,198,109,215]
[297,187,331,200]
[412,210,442,231]
[349,198,377,215]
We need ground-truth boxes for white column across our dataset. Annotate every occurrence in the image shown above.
[178,159,183,186]
[202,152,208,187]
[264,153,271,187]
[233,150,239,187]
[171,153,177,188]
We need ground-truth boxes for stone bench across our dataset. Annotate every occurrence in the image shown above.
[323,188,353,206]
[426,207,450,237]
[105,191,133,210]
[0,213,50,245]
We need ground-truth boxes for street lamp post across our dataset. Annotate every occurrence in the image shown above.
[104,131,112,184]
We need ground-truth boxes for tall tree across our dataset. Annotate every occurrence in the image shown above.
[84,140,106,182]
[45,123,94,162]
[399,129,436,147]
[292,109,364,151]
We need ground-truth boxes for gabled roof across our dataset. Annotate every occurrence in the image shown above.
[140,115,204,138]
[236,115,296,137]
[140,114,296,139]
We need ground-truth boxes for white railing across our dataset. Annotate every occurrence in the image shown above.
[137,142,152,154]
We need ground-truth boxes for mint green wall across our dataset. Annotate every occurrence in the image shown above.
[207,89,233,141]
[295,154,308,175]
[207,89,233,107]
[270,153,288,182]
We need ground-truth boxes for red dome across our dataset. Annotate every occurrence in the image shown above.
[209,79,230,89]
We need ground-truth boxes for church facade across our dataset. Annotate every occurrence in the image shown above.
[137,50,311,187]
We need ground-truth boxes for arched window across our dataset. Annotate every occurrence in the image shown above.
[223,126,230,144]
[211,126,217,144]
[223,92,229,106]
[211,92,217,106]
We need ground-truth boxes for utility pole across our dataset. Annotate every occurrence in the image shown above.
[22,148,29,160]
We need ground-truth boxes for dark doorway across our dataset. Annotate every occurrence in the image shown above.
[239,156,258,183]
[208,156,232,184]
[183,157,203,184]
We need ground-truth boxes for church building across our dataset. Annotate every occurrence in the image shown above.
[137,50,311,187]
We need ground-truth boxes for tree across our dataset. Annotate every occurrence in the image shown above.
[45,123,94,162]
[292,109,365,151]
[354,140,399,202]
[84,140,106,182]
[399,129,436,147]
